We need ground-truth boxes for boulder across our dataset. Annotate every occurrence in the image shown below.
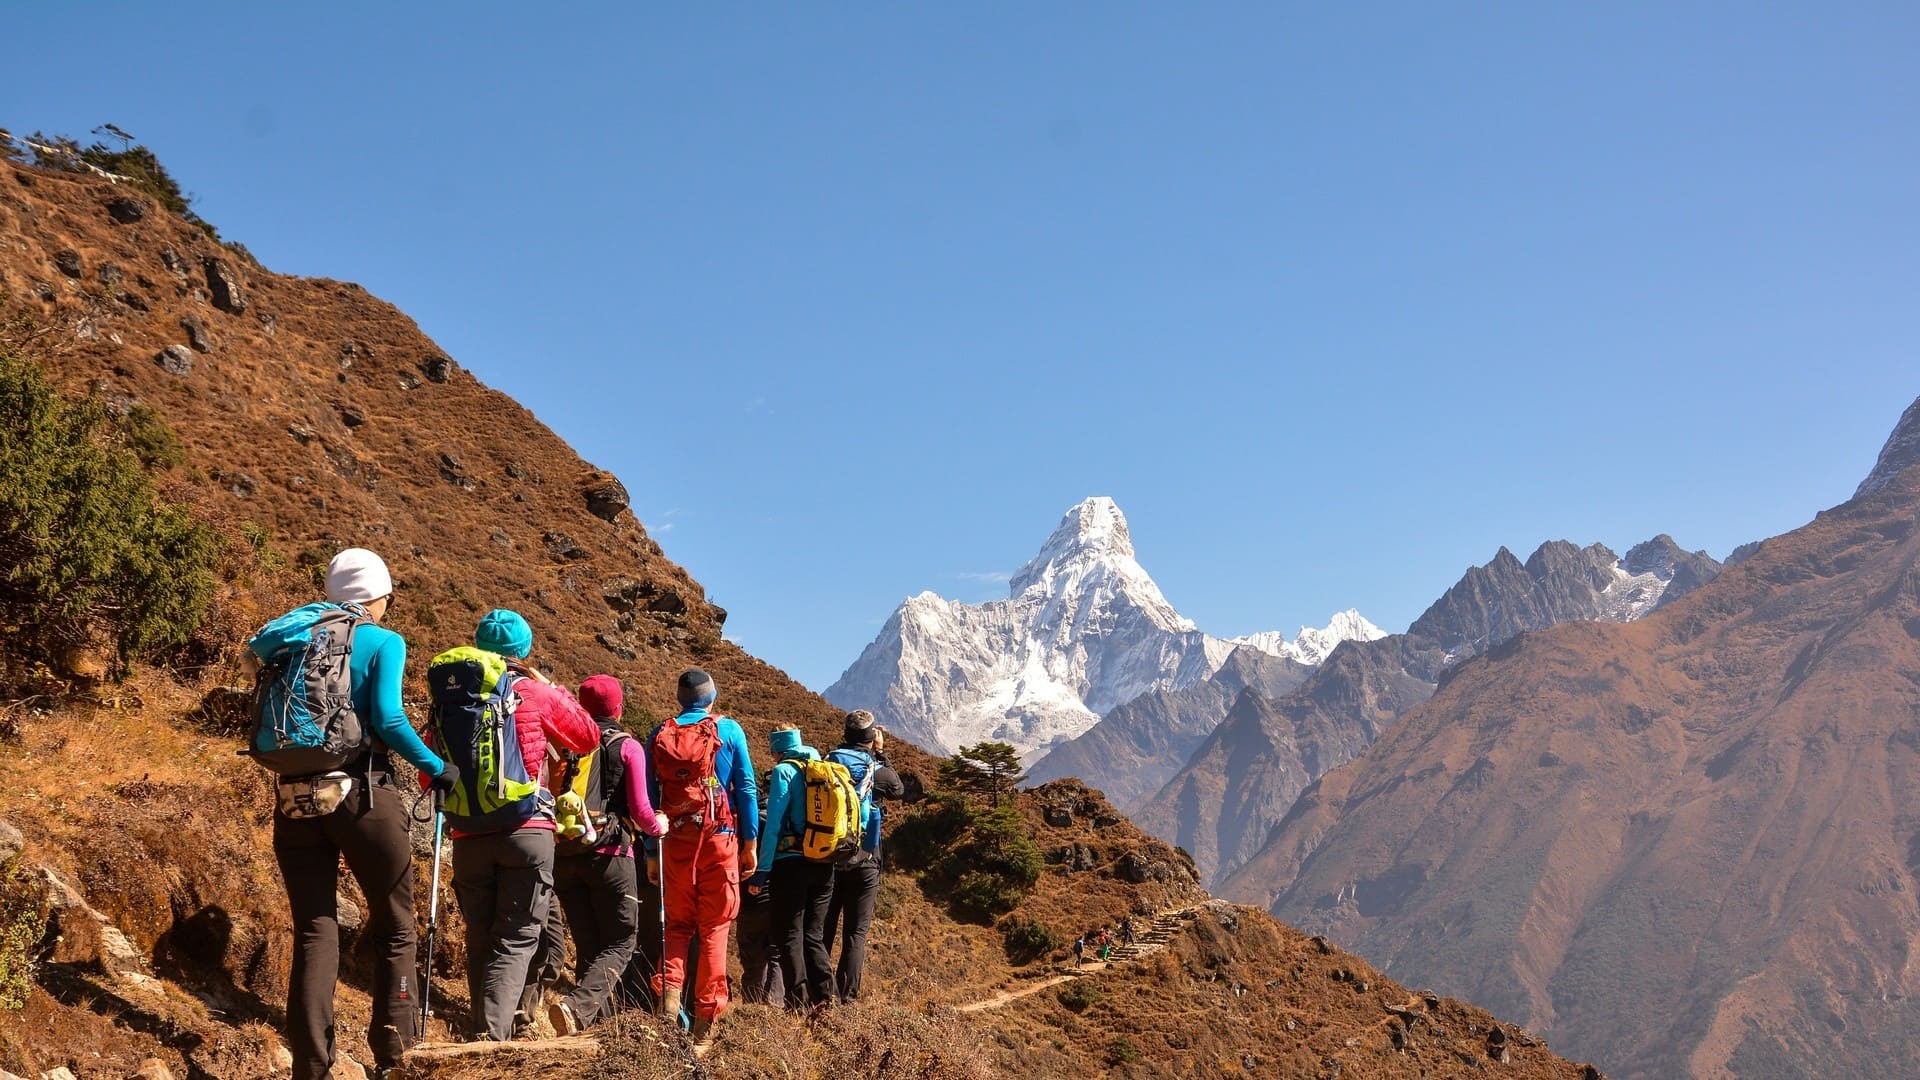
[54,249,82,277]
[421,356,455,383]
[43,1068,78,1080]
[336,890,363,934]
[544,533,590,562]
[107,197,149,224]
[0,818,22,864]
[202,257,247,314]
[581,475,629,522]
[98,263,124,287]
[180,315,212,353]
[154,344,193,376]
[335,403,367,429]
[1043,806,1073,828]
[328,1053,368,1080]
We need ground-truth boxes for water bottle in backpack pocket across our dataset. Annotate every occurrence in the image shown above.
[427,646,545,831]
[246,603,371,791]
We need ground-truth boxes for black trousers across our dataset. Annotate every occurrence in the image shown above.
[451,829,554,1040]
[553,852,639,1027]
[273,778,417,1078]
[736,879,783,1005]
[769,858,836,1008]
[828,863,881,1002]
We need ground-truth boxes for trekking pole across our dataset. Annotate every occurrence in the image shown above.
[656,835,668,1014]
[419,792,445,1039]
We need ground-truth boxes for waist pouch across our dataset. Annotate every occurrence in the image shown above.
[277,771,355,819]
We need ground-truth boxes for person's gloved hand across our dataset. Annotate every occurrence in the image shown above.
[745,869,770,896]
[429,761,461,795]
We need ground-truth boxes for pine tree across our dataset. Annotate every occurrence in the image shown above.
[941,741,1027,808]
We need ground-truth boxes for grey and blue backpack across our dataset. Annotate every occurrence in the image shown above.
[246,603,370,776]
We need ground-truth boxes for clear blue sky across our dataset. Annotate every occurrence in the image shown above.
[10,4,1917,689]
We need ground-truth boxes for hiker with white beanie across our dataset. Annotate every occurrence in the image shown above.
[254,547,459,1080]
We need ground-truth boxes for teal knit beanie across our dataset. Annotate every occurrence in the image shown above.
[476,609,534,658]
[769,728,805,757]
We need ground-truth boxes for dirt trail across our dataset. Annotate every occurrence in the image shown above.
[956,904,1204,1013]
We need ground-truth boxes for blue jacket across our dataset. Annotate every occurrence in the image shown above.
[643,709,759,853]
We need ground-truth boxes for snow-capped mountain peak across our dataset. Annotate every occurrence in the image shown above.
[825,498,1380,758]
[1231,609,1388,666]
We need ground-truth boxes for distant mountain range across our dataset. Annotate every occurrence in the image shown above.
[1222,392,1920,1078]
[1132,534,1722,886]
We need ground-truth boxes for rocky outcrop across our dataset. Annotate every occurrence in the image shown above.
[1855,394,1920,498]
[201,257,245,314]
[153,344,193,376]
[580,473,629,522]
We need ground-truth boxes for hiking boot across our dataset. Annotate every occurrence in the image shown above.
[661,985,683,1021]
[690,1015,716,1058]
[549,998,579,1037]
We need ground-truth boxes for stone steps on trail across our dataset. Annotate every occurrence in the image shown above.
[401,1035,602,1076]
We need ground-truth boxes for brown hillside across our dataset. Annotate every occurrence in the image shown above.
[1226,458,1920,1078]
[0,149,1584,1079]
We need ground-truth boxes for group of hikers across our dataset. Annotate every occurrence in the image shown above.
[1073,917,1135,966]
[250,548,904,1080]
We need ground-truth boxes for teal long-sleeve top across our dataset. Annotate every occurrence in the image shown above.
[350,623,445,776]
[757,747,820,869]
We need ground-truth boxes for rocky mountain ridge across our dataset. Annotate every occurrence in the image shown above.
[1223,394,1920,1078]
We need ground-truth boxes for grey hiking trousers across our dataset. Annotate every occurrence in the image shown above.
[451,828,555,1040]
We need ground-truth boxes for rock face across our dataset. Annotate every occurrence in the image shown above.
[1026,646,1313,813]
[1855,393,1920,498]
[828,497,1383,757]
[1227,463,1920,1079]
[154,344,194,375]
[581,473,630,522]
[202,256,246,314]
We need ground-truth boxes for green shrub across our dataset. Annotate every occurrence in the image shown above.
[116,404,188,471]
[952,872,1025,921]
[1108,1037,1140,1066]
[0,349,222,662]
[1057,980,1102,1013]
[889,794,973,871]
[1002,918,1062,964]
[0,854,48,1010]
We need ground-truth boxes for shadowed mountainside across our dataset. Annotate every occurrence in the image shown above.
[1225,425,1920,1079]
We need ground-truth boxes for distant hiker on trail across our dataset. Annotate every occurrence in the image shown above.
[541,675,668,1035]
[1073,935,1086,966]
[1098,928,1112,963]
[646,669,759,1054]
[424,609,600,1042]
[817,712,905,1002]
[1120,916,1136,946]
[253,548,459,1080]
[750,726,840,1010]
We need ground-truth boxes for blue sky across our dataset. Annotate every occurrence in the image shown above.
[10,4,1917,689]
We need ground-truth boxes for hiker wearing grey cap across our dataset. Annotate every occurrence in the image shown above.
[643,669,759,1055]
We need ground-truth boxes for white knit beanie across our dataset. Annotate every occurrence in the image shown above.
[326,548,393,604]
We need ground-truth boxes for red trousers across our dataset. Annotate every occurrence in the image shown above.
[656,828,740,1020]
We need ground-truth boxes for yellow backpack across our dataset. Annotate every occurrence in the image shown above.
[799,758,864,863]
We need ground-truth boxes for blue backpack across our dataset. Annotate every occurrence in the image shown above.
[246,603,370,776]
[426,646,543,831]
[824,747,877,803]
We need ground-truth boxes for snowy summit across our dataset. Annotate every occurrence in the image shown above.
[825,497,1376,758]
